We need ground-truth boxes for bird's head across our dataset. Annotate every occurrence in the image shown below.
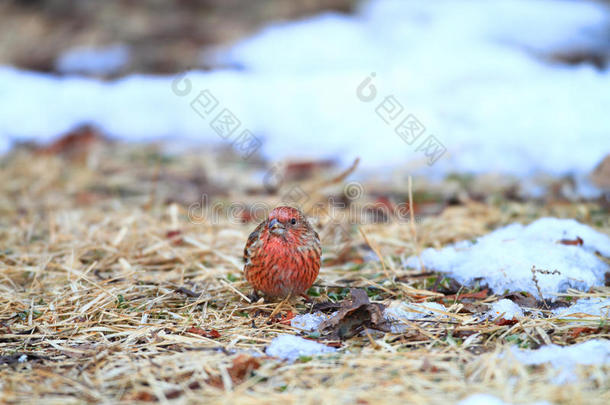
[267,206,307,238]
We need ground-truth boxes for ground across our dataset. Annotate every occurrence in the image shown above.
[0,139,608,404]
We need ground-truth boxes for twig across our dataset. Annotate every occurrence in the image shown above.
[408,176,426,272]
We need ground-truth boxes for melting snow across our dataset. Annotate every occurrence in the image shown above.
[1,0,610,179]
[509,339,610,384]
[404,218,610,299]
[488,299,524,321]
[290,302,449,335]
[384,302,447,333]
[457,394,550,405]
[290,312,331,332]
[55,44,130,76]
[552,297,610,318]
[265,335,336,361]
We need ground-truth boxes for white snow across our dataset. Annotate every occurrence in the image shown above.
[1,0,610,178]
[384,301,447,333]
[289,302,450,335]
[488,299,524,320]
[552,297,610,318]
[457,394,509,405]
[290,312,330,332]
[404,218,610,299]
[265,334,336,361]
[457,394,550,405]
[509,339,610,383]
[55,44,130,76]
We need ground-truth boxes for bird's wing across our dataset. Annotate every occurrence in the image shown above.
[243,220,266,265]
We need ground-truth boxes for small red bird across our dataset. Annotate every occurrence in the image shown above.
[243,206,321,298]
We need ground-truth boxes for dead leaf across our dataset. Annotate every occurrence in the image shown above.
[207,354,261,388]
[495,318,518,326]
[501,292,537,308]
[185,327,220,339]
[166,230,184,245]
[441,289,489,302]
[458,303,488,314]
[130,391,157,402]
[570,327,599,339]
[557,236,583,246]
[312,301,343,313]
[37,125,106,159]
[268,310,295,325]
[319,288,390,339]
[166,230,181,239]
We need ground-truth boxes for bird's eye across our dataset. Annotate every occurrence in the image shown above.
[290,218,297,225]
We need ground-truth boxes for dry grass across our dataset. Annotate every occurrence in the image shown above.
[0,142,609,404]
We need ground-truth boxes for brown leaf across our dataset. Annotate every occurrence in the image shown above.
[312,301,343,313]
[131,391,157,402]
[495,318,518,326]
[166,230,184,245]
[185,327,220,339]
[164,390,183,400]
[558,236,583,246]
[458,303,488,314]
[37,125,106,158]
[570,327,599,339]
[442,289,489,302]
[207,354,261,388]
[268,310,295,325]
[501,292,537,308]
[166,230,181,239]
[319,288,390,340]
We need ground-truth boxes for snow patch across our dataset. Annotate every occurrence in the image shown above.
[553,297,610,318]
[509,339,610,383]
[488,299,524,321]
[290,302,451,335]
[384,302,447,333]
[55,44,130,76]
[404,218,610,299]
[457,394,509,405]
[265,335,336,361]
[290,312,330,332]
[457,394,550,405]
[1,0,610,179]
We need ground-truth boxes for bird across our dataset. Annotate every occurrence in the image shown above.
[243,206,321,299]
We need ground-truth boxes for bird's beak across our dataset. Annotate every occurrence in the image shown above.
[268,218,285,235]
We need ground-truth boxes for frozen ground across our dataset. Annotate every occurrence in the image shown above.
[1,0,610,178]
[404,218,610,298]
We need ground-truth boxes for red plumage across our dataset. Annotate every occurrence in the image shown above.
[243,206,321,298]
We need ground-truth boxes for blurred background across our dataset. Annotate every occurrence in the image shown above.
[1,0,609,207]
